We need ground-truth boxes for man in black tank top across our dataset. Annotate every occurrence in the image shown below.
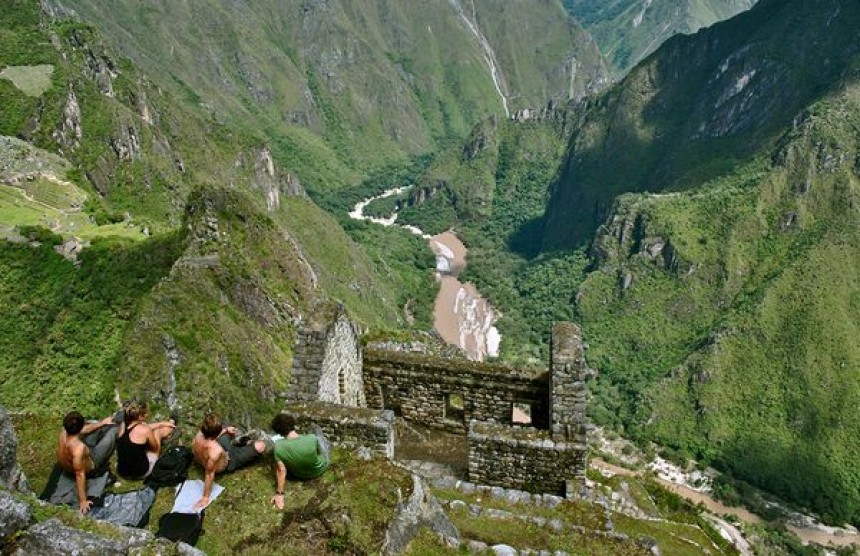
[116,401,177,480]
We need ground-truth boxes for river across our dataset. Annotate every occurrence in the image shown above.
[349,187,501,361]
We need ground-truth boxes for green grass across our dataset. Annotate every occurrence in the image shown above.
[0,64,53,96]
[10,413,413,555]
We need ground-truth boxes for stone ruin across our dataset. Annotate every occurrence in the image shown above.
[285,308,592,497]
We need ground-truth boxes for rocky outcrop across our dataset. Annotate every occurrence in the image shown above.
[67,28,117,98]
[462,116,499,161]
[0,491,31,540]
[245,147,307,213]
[8,518,205,556]
[591,200,686,279]
[0,406,28,493]
[54,86,82,151]
[382,474,459,555]
[111,124,141,161]
[12,519,126,555]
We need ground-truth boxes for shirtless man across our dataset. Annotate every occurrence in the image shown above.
[56,411,118,514]
[191,413,266,510]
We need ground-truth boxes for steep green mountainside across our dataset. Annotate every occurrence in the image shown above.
[0,0,425,420]
[545,0,857,248]
[534,0,860,525]
[563,0,757,75]
[49,0,609,193]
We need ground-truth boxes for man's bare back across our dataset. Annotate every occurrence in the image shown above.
[192,432,228,474]
[55,413,116,514]
[56,432,92,475]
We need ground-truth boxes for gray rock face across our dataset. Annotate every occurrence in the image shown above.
[0,405,28,493]
[0,490,31,540]
[383,474,460,555]
[490,544,517,556]
[12,518,126,555]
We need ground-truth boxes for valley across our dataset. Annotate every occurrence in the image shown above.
[1,0,860,553]
[349,186,500,361]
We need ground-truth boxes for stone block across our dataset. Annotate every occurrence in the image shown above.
[13,518,125,555]
[0,490,30,540]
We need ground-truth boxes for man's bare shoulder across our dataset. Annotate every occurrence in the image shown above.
[192,434,222,460]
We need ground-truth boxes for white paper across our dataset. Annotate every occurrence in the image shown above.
[171,479,224,514]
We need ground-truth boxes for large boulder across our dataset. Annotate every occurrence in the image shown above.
[12,518,125,555]
[383,474,460,554]
[0,490,31,540]
[0,405,28,492]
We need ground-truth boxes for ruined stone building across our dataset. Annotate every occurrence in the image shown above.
[284,305,590,497]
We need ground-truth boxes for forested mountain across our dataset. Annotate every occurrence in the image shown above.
[46,0,608,193]
[541,0,860,524]
[3,0,860,547]
[0,0,435,419]
[563,0,756,74]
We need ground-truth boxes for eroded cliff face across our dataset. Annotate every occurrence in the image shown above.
[0,406,28,493]
[543,0,858,249]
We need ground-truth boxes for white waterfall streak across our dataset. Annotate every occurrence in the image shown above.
[449,0,510,118]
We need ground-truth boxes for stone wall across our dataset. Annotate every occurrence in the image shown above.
[287,303,366,407]
[283,402,395,459]
[467,421,586,496]
[363,350,549,434]
[549,322,587,445]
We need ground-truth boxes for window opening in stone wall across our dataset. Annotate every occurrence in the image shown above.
[512,401,532,425]
[444,393,465,422]
[338,367,346,404]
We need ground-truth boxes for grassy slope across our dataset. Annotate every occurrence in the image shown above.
[10,413,412,556]
[472,0,609,104]
[54,0,609,195]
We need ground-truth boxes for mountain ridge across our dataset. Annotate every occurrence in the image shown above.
[535,0,860,525]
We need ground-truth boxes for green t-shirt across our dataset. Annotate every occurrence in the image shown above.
[274,434,329,479]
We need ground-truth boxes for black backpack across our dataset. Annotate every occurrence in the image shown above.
[144,446,193,488]
[156,510,204,546]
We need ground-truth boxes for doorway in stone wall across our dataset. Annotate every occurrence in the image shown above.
[393,420,469,480]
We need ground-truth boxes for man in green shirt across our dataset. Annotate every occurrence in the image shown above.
[270,413,330,510]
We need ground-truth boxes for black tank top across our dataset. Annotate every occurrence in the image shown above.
[117,423,150,479]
